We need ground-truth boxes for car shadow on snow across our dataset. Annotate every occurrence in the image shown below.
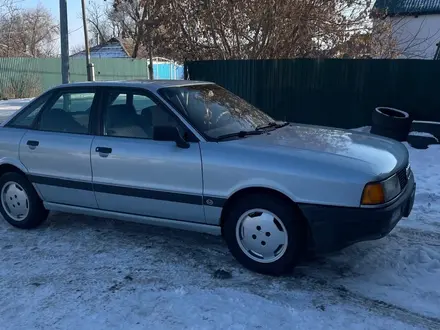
[6,211,438,294]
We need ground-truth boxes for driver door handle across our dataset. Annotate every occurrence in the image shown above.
[26,140,39,148]
[95,147,112,154]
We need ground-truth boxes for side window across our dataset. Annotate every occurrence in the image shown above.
[103,91,181,139]
[109,93,127,106]
[133,94,156,114]
[6,94,51,128]
[38,91,95,134]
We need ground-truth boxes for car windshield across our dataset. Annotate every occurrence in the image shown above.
[158,84,277,139]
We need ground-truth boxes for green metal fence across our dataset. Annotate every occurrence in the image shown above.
[185,59,440,128]
[0,58,148,99]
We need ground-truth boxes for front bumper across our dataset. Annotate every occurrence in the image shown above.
[299,182,416,254]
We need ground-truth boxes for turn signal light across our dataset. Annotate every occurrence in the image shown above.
[361,183,385,205]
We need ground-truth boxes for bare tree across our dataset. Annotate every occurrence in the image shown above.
[110,0,166,58]
[102,0,438,61]
[0,0,19,56]
[70,43,86,55]
[101,0,376,61]
[0,3,59,57]
[86,0,121,46]
[21,5,59,57]
[160,0,374,61]
[0,0,17,21]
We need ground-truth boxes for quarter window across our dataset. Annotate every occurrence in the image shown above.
[38,91,95,134]
[6,94,51,128]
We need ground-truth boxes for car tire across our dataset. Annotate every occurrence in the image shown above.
[0,172,49,229]
[371,107,412,142]
[223,193,305,276]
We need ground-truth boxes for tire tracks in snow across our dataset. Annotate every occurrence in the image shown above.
[158,227,440,329]
[288,270,440,330]
[286,226,440,329]
[395,226,440,247]
[10,213,439,329]
[114,220,440,328]
[187,225,440,329]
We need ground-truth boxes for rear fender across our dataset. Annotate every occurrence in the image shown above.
[0,158,44,200]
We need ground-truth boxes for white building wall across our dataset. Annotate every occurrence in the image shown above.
[390,14,440,59]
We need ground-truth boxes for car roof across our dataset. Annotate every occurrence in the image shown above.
[54,80,215,92]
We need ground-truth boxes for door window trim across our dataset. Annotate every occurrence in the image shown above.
[97,86,200,143]
[31,87,102,136]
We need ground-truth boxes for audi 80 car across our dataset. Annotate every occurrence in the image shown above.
[0,80,416,275]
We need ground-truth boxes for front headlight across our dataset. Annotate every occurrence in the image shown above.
[406,164,412,179]
[381,174,401,201]
[361,174,401,206]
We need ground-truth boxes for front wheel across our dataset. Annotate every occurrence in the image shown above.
[223,193,306,276]
[0,172,49,229]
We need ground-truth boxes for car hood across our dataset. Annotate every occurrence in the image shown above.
[231,124,408,177]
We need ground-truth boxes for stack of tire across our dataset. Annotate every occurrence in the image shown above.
[370,107,412,142]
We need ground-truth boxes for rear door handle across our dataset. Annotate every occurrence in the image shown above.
[26,140,39,147]
[95,147,112,154]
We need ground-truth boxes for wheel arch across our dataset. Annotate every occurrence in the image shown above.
[220,186,312,237]
[0,158,29,175]
[0,161,43,200]
[0,162,27,177]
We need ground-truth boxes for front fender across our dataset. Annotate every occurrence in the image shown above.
[226,178,299,202]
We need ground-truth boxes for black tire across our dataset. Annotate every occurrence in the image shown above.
[371,126,408,142]
[223,193,306,276]
[407,134,438,149]
[0,172,49,229]
[371,107,412,142]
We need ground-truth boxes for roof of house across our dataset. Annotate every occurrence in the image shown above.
[70,37,131,59]
[374,0,440,16]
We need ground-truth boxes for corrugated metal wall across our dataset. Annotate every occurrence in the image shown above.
[185,59,440,128]
[153,62,184,80]
[0,58,148,98]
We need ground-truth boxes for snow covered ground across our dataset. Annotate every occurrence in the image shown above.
[0,107,439,329]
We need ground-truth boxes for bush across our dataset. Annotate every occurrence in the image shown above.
[0,74,41,99]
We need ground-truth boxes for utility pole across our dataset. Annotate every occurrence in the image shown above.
[81,0,95,81]
[59,0,70,84]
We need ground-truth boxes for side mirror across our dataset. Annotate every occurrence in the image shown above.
[153,126,190,149]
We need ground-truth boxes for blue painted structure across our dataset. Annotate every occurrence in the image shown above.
[153,61,184,80]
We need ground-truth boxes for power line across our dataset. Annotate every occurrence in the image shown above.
[49,26,83,43]
[0,26,83,44]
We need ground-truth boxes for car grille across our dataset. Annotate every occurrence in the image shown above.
[397,166,409,189]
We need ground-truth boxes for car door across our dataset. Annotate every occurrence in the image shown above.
[19,87,99,208]
[90,88,205,223]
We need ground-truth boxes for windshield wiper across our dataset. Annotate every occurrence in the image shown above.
[216,121,289,141]
[216,130,264,141]
[256,121,289,131]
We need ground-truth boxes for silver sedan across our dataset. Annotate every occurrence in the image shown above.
[0,80,416,275]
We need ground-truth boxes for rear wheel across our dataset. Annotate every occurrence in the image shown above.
[223,193,305,276]
[0,172,48,229]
